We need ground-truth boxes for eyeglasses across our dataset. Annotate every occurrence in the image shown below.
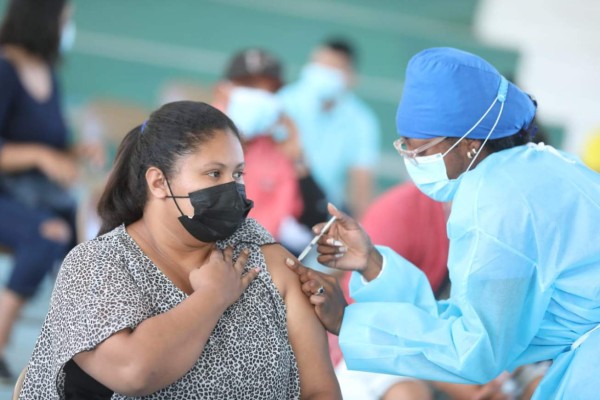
[393,136,447,164]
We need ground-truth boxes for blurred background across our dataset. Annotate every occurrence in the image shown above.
[7,0,600,190]
[1,0,599,395]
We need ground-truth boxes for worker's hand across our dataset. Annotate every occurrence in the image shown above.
[285,257,347,335]
[190,247,260,309]
[314,203,376,273]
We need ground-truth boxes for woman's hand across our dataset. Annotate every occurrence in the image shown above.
[314,204,382,280]
[190,247,260,308]
[37,146,80,187]
[73,246,261,397]
[285,257,347,335]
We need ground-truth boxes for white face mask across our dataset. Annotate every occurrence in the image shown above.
[405,77,509,202]
[226,87,283,140]
[60,20,76,54]
[299,63,346,102]
[404,152,462,202]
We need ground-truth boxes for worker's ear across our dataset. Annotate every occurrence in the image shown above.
[463,138,483,154]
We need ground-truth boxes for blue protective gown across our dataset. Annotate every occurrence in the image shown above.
[339,144,600,399]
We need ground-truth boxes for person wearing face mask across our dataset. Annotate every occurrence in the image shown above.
[285,47,600,399]
[16,101,341,399]
[214,48,328,254]
[0,0,98,383]
[278,38,380,219]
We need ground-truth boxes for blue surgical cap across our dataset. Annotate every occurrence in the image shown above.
[396,47,536,140]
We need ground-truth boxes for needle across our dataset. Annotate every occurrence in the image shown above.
[297,216,337,262]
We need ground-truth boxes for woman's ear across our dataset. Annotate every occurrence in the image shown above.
[146,167,169,199]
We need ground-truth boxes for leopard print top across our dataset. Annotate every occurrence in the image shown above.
[19,219,300,399]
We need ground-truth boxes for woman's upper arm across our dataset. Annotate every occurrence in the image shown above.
[54,243,150,394]
[72,328,144,394]
[262,244,342,399]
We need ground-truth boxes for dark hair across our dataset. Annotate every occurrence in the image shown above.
[97,101,240,235]
[225,48,284,91]
[323,37,357,66]
[485,118,538,153]
[485,94,540,153]
[0,0,67,65]
[225,48,282,81]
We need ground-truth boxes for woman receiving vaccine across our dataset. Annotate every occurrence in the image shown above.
[18,101,341,399]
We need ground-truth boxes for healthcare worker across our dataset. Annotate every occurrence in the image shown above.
[286,47,600,399]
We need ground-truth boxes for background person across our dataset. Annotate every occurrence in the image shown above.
[0,0,94,382]
[279,37,380,219]
[18,101,341,399]
[215,48,328,254]
[287,47,600,400]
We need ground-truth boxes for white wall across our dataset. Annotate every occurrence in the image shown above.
[474,0,600,153]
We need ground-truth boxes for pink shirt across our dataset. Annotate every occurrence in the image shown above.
[361,182,449,293]
[244,136,303,238]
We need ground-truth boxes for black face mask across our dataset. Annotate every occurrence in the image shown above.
[166,180,254,243]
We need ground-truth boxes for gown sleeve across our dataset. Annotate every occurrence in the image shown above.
[339,180,555,384]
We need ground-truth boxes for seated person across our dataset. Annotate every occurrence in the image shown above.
[278,38,381,219]
[214,48,328,254]
[18,101,341,399]
[0,0,100,381]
